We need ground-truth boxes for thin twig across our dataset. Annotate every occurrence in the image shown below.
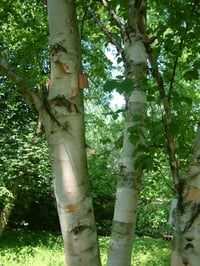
[0,52,42,110]
[80,9,88,40]
[101,0,125,39]
[84,2,123,55]
[139,13,179,183]
[168,1,198,102]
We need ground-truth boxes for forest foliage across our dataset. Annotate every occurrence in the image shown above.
[0,0,200,241]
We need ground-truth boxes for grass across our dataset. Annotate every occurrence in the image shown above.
[0,229,170,265]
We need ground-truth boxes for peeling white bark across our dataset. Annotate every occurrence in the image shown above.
[113,188,138,223]
[107,1,147,266]
[45,1,101,265]
[171,125,200,265]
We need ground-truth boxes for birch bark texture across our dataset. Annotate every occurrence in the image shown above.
[46,1,101,265]
[171,123,200,265]
[107,1,147,266]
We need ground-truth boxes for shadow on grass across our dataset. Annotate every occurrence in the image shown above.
[0,228,62,248]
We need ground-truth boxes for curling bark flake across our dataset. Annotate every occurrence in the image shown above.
[0,0,100,264]
[46,1,101,265]
[107,1,147,266]
[170,124,200,265]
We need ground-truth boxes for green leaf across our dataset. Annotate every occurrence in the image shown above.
[117,57,123,64]
[103,78,133,94]
[147,95,155,102]
[120,79,133,93]
[130,134,140,145]
[112,112,118,120]
[168,123,179,135]
[183,69,199,81]
[182,96,193,106]
[103,80,118,92]
[134,154,150,169]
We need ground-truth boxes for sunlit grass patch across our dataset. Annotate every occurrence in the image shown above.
[99,236,110,265]
[0,229,65,266]
[0,229,170,266]
[132,236,170,266]
[99,235,170,266]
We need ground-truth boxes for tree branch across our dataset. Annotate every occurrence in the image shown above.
[101,0,125,38]
[138,7,179,184]
[84,1,123,55]
[80,9,88,40]
[168,1,198,102]
[149,52,179,184]
[0,52,42,112]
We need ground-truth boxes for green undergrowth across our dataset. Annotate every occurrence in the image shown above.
[0,229,170,265]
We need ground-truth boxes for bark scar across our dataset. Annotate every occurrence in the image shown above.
[50,43,68,73]
[71,225,90,235]
[51,95,79,113]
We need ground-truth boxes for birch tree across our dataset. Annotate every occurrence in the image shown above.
[107,2,147,265]
[144,1,200,264]
[83,0,200,265]
[1,0,200,265]
[84,1,148,265]
[0,0,101,265]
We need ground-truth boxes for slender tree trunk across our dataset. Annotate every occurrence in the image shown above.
[0,0,101,264]
[0,176,22,237]
[170,124,200,265]
[107,1,147,265]
[138,1,200,264]
[40,1,101,265]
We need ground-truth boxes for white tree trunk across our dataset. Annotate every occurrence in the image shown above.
[0,0,101,264]
[107,1,147,266]
[171,124,200,265]
[44,1,101,265]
